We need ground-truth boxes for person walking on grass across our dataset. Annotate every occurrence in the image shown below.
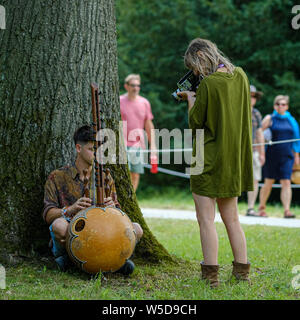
[120,74,157,192]
[178,38,253,288]
[258,95,300,218]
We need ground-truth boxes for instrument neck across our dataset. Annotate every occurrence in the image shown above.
[75,157,92,182]
[91,83,105,206]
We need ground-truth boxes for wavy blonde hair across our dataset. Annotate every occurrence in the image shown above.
[184,38,235,77]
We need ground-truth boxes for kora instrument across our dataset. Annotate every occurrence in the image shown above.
[65,83,136,274]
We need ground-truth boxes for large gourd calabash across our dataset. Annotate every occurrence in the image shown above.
[66,206,136,274]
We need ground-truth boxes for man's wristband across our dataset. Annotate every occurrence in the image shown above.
[61,206,70,218]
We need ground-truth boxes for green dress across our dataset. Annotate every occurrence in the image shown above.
[188,67,253,198]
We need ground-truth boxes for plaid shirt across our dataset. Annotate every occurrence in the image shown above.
[252,107,262,143]
[42,164,120,223]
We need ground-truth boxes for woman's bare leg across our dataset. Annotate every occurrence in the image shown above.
[280,179,292,211]
[217,197,247,264]
[259,178,275,208]
[192,193,218,265]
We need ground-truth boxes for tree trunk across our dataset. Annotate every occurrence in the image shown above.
[0,0,171,264]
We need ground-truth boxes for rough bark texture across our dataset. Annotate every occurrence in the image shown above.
[0,0,171,264]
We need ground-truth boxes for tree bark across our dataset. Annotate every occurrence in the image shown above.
[0,0,171,264]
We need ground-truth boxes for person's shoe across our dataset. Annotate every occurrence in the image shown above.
[116,259,135,276]
[284,210,295,218]
[258,205,268,217]
[232,261,251,284]
[55,254,71,272]
[200,261,219,288]
[246,208,258,216]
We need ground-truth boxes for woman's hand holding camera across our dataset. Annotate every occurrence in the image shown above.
[177,91,196,111]
[177,90,195,100]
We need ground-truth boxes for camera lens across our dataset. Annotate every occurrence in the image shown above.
[171,89,182,101]
[171,92,179,100]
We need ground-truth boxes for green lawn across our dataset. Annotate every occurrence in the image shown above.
[1,217,300,300]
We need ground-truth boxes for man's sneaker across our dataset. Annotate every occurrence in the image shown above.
[115,259,135,276]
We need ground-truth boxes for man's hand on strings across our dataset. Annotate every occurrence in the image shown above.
[104,197,115,207]
[68,197,92,216]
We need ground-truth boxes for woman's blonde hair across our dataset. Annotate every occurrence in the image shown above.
[184,38,235,77]
[274,95,289,105]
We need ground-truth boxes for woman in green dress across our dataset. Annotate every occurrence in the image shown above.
[178,38,253,288]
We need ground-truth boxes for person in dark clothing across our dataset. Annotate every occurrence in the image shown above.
[259,95,300,218]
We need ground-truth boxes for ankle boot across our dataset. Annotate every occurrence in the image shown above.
[232,261,251,283]
[200,261,219,288]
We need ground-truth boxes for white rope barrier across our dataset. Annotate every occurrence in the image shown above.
[127,137,300,188]
[127,138,300,153]
[258,183,300,189]
[253,138,300,147]
[128,148,191,154]
[142,164,190,179]
[142,164,300,188]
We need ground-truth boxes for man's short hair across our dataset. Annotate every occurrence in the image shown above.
[125,74,141,84]
[73,125,94,145]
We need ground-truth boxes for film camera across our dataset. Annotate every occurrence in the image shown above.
[172,70,202,101]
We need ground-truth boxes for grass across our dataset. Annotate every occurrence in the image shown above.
[1,218,300,300]
[1,187,299,300]
[136,186,300,218]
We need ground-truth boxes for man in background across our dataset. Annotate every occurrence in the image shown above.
[246,85,265,216]
[120,74,157,191]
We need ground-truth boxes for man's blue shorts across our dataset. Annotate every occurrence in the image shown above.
[127,146,145,174]
[49,216,71,258]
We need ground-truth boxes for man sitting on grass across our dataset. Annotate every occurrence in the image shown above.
[42,125,143,274]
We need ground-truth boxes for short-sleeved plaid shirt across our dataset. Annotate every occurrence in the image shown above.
[42,164,120,223]
[252,107,262,142]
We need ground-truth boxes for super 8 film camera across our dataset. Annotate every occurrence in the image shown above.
[172,70,202,101]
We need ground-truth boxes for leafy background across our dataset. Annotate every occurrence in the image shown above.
[115,0,300,202]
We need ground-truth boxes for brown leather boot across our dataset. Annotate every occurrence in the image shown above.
[200,261,219,288]
[232,261,251,284]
